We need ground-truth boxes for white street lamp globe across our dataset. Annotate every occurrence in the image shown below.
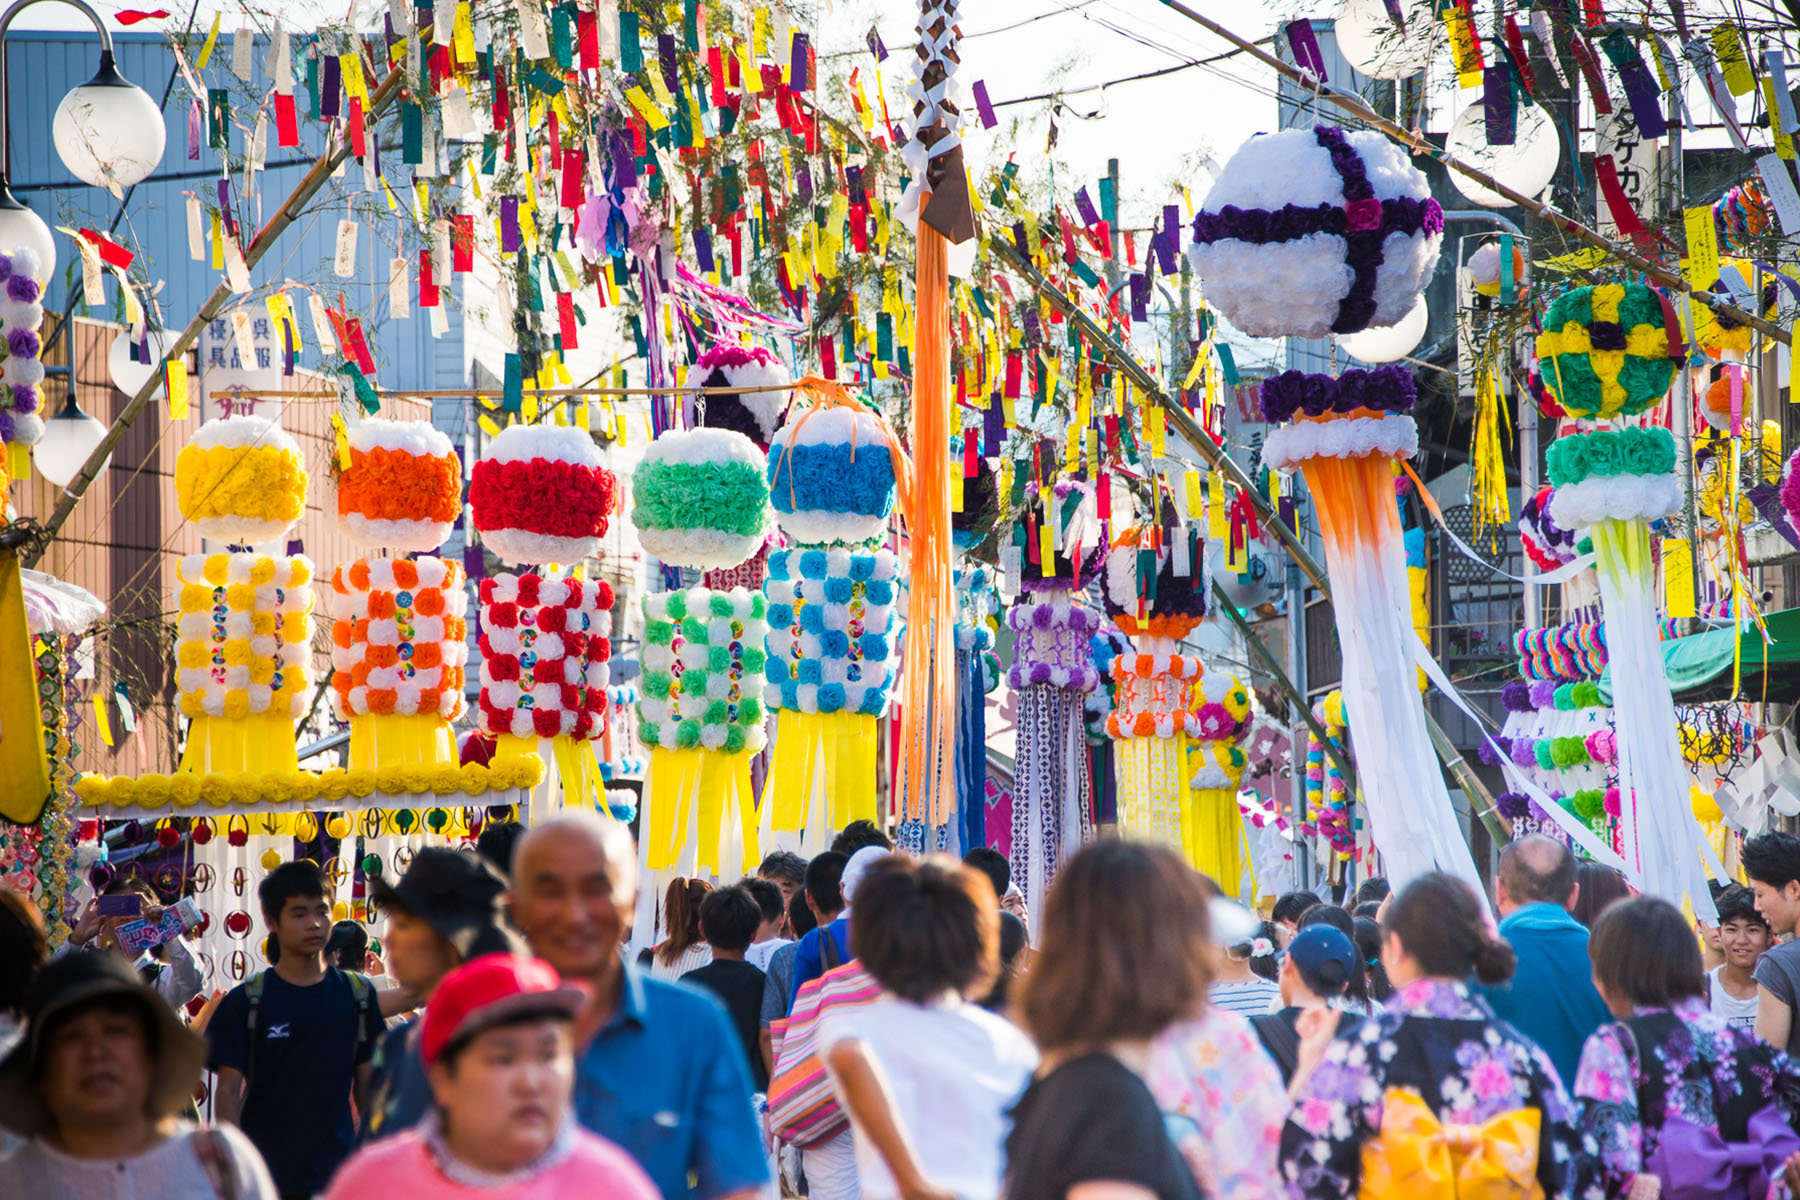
[34,390,110,489]
[52,55,166,191]
[1340,297,1428,363]
[1444,101,1560,209]
[0,195,56,281]
[107,327,173,397]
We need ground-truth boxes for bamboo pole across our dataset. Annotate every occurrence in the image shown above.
[1156,0,1790,346]
[25,48,409,567]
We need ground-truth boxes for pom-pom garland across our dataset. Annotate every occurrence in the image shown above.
[477,573,613,739]
[689,343,792,448]
[1303,688,1354,854]
[1257,365,1416,424]
[1515,623,1608,681]
[1519,485,1579,570]
[470,425,617,565]
[1534,283,1678,419]
[1189,125,1443,338]
[1007,595,1102,691]
[1105,654,1204,739]
[336,419,462,553]
[174,553,313,719]
[1101,534,1206,641]
[0,245,45,447]
[632,427,772,570]
[175,416,309,544]
[1261,413,1418,472]
[762,545,898,715]
[766,405,900,545]
[327,556,469,719]
[638,586,768,753]
[1781,447,1800,536]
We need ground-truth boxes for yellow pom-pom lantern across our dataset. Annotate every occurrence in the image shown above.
[1535,284,1679,419]
[175,415,309,544]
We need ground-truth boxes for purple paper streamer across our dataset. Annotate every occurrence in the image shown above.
[791,32,810,90]
[1074,186,1101,228]
[658,32,679,96]
[693,225,714,272]
[983,392,1003,455]
[972,79,997,128]
[1619,61,1670,139]
[501,195,520,252]
[188,99,202,160]
[286,539,304,557]
[1129,273,1148,321]
[1483,66,1516,146]
[866,26,887,61]
[1286,19,1327,81]
[463,543,487,580]
[796,160,813,202]
[321,55,341,119]
[1749,481,1800,550]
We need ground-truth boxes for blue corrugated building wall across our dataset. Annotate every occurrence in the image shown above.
[6,30,466,394]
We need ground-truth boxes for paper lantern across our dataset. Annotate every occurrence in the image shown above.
[175,416,309,544]
[1336,0,1435,79]
[470,424,616,565]
[175,553,313,719]
[1340,297,1427,363]
[632,427,772,570]
[766,405,901,545]
[476,573,613,739]
[689,344,792,448]
[1535,284,1679,420]
[337,419,463,554]
[1444,101,1560,208]
[327,556,469,720]
[1189,125,1443,339]
[0,245,45,447]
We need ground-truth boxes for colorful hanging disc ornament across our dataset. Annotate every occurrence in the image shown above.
[1188,125,1444,339]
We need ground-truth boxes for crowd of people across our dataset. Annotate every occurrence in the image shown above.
[10,820,1800,1198]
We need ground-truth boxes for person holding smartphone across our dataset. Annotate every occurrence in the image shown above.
[68,875,203,1012]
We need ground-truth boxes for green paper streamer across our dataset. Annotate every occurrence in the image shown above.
[620,11,641,72]
[552,3,573,69]
[402,102,423,164]
[208,88,231,150]
[502,353,523,411]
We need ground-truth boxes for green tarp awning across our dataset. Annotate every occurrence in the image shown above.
[1597,607,1800,704]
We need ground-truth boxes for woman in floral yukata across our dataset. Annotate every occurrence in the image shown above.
[1573,895,1800,1200]
[1280,872,1598,1200]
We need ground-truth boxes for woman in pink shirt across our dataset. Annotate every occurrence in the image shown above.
[324,955,657,1199]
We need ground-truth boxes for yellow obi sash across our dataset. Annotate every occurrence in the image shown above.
[1359,1089,1543,1200]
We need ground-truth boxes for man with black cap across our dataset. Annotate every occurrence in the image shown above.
[1,950,279,1196]
[362,845,525,1141]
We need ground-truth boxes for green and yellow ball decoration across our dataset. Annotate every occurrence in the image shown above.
[1535,283,1678,419]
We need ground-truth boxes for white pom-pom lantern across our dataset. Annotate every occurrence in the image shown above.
[336,419,463,554]
[1339,296,1428,363]
[1444,101,1560,209]
[173,415,309,544]
[1189,125,1444,339]
[469,423,617,566]
[632,427,772,571]
[1466,239,1530,298]
[1336,0,1436,80]
[688,344,793,448]
[767,405,901,546]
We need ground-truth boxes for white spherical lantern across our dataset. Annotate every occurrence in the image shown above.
[1339,296,1427,363]
[1189,125,1443,339]
[51,56,167,191]
[0,195,56,282]
[1444,102,1560,209]
[107,328,174,398]
[34,390,111,489]
[1336,0,1435,80]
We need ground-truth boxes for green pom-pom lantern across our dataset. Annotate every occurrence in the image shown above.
[632,427,772,572]
[1535,283,1678,419]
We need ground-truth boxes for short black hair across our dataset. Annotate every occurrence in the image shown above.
[789,886,818,938]
[103,873,158,902]
[1353,877,1390,906]
[1352,901,1383,920]
[475,820,525,880]
[850,856,997,1003]
[1272,891,1321,925]
[1715,883,1770,929]
[961,847,1011,900]
[830,820,892,856]
[0,889,46,1015]
[741,877,786,925]
[804,851,848,917]
[327,920,367,965]
[757,850,808,888]
[1590,896,1705,1007]
[259,860,330,922]
[1742,833,1800,892]
[698,885,762,952]
[1299,903,1353,939]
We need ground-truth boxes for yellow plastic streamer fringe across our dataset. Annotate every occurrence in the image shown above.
[347,713,457,770]
[0,549,50,823]
[645,746,758,875]
[765,709,879,833]
[1471,368,1511,538]
[178,712,300,776]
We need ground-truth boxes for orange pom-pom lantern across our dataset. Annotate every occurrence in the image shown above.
[336,419,462,555]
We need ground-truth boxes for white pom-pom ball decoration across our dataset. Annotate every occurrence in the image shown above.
[1189,125,1444,340]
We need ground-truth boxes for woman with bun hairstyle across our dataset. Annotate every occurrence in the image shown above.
[1280,873,1597,1200]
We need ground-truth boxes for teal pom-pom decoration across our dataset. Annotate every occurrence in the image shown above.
[676,719,703,748]
[644,673,672,700]
[640,721,662,746]
[743,646,767,673]
[665,592,688,620]
[1534,742,1557,770]
[708,644,731,672]
[749,593,766,619]
[644,620,674,645]
[710,593,734,618]
[740,696,763,724]
[724,726,746,753]
[681,616,708,643]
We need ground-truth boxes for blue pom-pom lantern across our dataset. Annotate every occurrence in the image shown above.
[767,406,899,546]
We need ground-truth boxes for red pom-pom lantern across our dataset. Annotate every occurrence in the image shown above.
[470,425,616,565]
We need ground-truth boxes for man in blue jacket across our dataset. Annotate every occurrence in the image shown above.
[1482,834,1611,1088]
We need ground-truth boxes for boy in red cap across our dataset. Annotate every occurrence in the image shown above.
[323,955,658,1198]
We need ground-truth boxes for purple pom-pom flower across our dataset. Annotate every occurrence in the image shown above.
[6,274,39,303]
[8,328,38,359]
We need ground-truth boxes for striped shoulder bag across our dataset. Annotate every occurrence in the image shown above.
[766,952,883,1149]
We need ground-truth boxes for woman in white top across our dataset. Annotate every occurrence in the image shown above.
[641,876,715,980]
[820,855,1039,1200]
[0,950,277,1199]
[1706,883,1770,1032]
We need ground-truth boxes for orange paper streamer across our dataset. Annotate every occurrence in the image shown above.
[895,226,956,825]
